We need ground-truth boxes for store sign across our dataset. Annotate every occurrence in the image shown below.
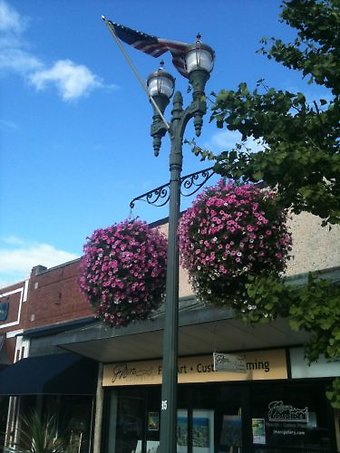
[265,400,310,441]
[268,401,309,423]
[102,349,287,387]
[213,352,247,373]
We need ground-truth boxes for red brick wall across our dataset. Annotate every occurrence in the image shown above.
[0,281,29,362]
[0,282,27,334]
[21,259,94,330]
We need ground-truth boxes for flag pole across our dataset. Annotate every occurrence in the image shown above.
[102,16,171,132]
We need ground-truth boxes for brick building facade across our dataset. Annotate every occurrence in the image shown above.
[0,212,339,452]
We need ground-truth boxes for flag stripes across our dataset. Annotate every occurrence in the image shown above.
[105,20,190,78]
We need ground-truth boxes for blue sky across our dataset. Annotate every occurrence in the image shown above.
[0,0,327,287]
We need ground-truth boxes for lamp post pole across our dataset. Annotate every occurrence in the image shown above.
[159,92,183,452]
[145,40,214,452]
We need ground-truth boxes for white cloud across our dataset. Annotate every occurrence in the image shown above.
[0,0,110,101]
[0,0,38,74]
[0,238,78,288]
[205,130,266,154]
[29,59,103,101]
[0,47,42,73]
[0,0,25,34]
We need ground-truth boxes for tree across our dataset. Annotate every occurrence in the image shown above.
[197,0,339,226]
[192,0,340,406]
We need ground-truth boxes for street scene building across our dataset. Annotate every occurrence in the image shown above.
[0,212,339,452]
[1,2,339,453]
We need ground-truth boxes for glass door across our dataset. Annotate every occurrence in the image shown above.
[115,395,145,453]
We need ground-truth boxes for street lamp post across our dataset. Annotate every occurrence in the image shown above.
[146,38,214,452]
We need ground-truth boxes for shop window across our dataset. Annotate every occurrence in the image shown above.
[39,395,93,453]
[111,384,248,452]
[250,382,333,452]
[0,396,9,449]
[107,380,336,452]
[0,302,9,321]
[189,384,245,453]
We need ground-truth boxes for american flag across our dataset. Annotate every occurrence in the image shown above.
[104,20,190,78]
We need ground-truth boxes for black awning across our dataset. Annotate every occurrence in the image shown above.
[0,352,98,396]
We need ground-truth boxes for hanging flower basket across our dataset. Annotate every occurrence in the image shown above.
[178,180,292,308]
[79,219,167,327]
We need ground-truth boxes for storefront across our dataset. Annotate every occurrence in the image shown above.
[0,352,98,453]
[101,349,338,452]
[54,276,340,453]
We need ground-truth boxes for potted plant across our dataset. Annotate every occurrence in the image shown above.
[79,219,167,327]
[178,180,292,309]
[3,411,67,453]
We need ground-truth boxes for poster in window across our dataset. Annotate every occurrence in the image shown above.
[252,418,266,444]
[146,440,160,452]
[147,412,160,431]
[177,409,214,453]
[177,409,188,452]
[193,416,209,447]
[219,415,242,451]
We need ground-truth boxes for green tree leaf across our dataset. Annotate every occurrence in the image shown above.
[199,0,340,407]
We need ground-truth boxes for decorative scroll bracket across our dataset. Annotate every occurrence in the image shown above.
[129,166,215,209]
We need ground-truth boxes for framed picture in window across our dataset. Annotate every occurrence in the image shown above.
[147,412,160,431]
